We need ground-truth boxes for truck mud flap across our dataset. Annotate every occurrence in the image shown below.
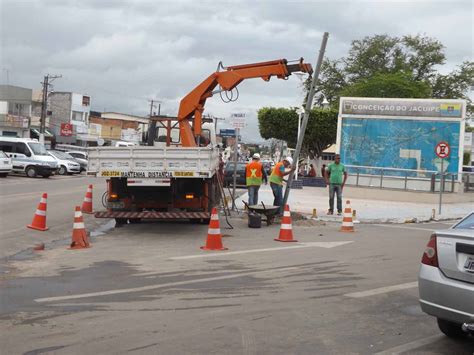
[94,211,211,219]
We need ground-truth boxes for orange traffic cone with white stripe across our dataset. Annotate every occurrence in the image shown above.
[69,206,91,249]
[81,184,93,214]
[201,208,228,251]
[27,193,49,231]
[275,204,298,242]
[340,200,355,232]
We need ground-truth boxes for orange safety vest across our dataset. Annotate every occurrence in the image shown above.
[246,161,263,186]
[270,161,285,185]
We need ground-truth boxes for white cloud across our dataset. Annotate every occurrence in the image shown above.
[1,0,472,141]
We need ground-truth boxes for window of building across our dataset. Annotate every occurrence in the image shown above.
[71,111,84,122]
[8,103,30,116]
[1,131,18,138]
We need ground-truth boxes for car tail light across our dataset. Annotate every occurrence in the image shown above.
[421,234,438,267]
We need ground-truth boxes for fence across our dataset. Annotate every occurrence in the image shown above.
[345,165,460,192]
[463,172,474,192]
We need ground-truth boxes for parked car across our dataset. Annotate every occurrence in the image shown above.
[0,150,13,177]
[223,161,247,187]
[48,150,81,175]
[0,137,58,178]
[65,151,88,172]
[418,211,474,338]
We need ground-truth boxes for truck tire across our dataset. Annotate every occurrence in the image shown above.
[115,218,128,227]
[26,166,37,178]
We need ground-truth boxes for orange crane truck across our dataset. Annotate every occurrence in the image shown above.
[87,58,313,225]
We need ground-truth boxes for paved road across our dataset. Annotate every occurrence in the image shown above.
[0,173,107,259]
[0,180,472,355]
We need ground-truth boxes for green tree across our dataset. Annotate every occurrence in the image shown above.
[257,107,338,158]
[318,34,473,110]
[341,72,432,98]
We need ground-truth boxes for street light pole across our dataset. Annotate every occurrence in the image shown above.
[281,32,329,213]
[295,109,303,180]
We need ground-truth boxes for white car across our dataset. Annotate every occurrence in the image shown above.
[0,150,12,177]
[48,150,81,175]
[66,151,88,171]
[0,137,58,178]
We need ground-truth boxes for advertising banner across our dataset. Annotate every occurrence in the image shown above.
[60,123,73,136]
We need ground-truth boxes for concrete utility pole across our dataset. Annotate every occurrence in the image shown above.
[40,74,61,144]
[281,32,329,212]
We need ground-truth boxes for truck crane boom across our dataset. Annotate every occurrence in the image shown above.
[177,58,313,147]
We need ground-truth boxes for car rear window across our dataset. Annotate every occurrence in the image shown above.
[453,213,474,230]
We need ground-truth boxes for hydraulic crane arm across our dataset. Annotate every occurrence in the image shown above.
[177,58,313,147]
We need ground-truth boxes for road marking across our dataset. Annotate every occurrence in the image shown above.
[170,241,354,260]
[374,334,444,354]
[35,266,299,303]
[344,281,417,298]
[372,224,435,232]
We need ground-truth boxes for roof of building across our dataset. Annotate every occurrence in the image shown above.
[100,112,149,124]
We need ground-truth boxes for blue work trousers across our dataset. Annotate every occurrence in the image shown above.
[270,183,283,208]
[248,185,261,206]
[329,184,343,213]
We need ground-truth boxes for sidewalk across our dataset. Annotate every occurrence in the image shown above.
[235,185,473,223]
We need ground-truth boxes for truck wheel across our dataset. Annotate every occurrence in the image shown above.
[437,318,466,338]
[26,166,37,178]
[58,165,67,175]
[190,218,210,224]
[114,218,128,227]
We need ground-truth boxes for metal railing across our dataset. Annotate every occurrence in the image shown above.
[345,165,459,192]
[463,172,474,192]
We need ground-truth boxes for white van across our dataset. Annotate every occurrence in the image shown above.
[0,137,59,178]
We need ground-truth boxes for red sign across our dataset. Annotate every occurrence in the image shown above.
[435,141,450,158]
[60,123,73,136]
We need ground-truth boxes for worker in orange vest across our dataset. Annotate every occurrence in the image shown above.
[269,157,295,208]
[245,153,268,206]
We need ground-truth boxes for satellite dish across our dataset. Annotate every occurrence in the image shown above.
[97,138,105,146]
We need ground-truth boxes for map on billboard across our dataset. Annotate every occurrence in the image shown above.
[340,118,461,177]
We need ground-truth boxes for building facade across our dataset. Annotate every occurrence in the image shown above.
[90,112,148,145]
[49,92,91,145]
[0,85,32,138]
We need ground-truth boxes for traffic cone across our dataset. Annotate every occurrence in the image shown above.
[275,204,298,242]
[340,200,355,232]
[81,184,93,214]
[201,208,228,251]
[27,193,49,231]
[69,206,91,249]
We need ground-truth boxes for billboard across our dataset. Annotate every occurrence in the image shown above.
[337,98,466,179]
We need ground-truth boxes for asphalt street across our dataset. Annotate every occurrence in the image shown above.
[0,173,107,259]
[0,175,473,354]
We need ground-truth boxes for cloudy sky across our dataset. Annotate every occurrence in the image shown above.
[1,0,472,142]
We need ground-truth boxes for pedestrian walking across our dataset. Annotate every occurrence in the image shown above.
[324,154,347,215]
[269,157,295,208]
[245,153,267,205]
